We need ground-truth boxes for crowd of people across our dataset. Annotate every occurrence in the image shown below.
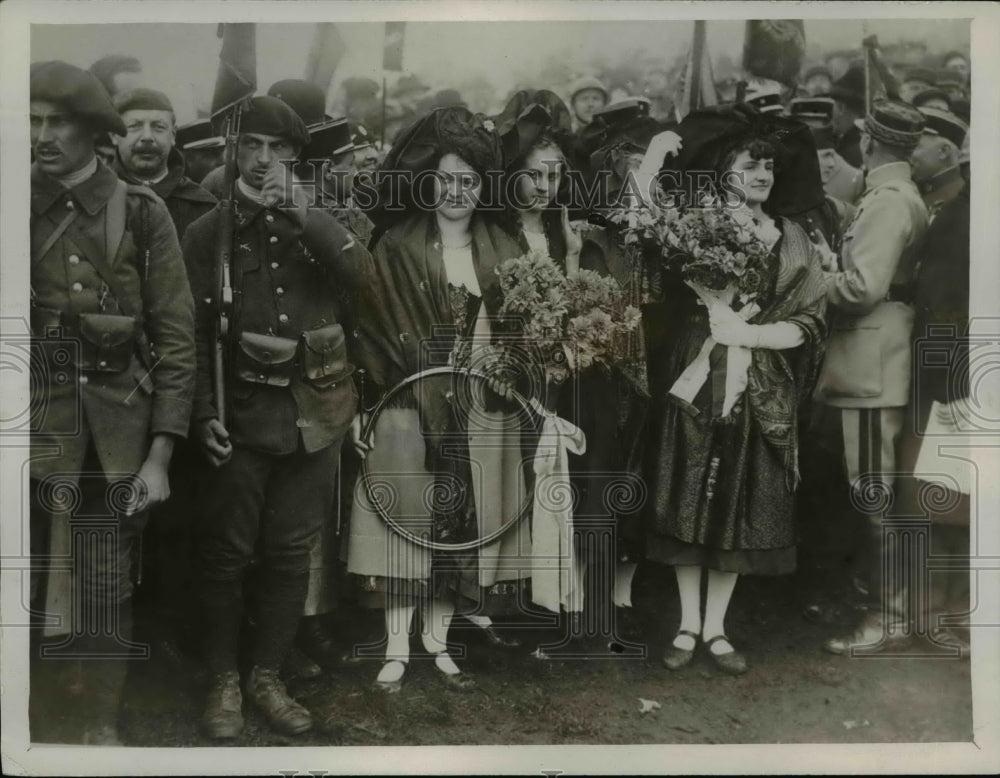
[27,41,972,746]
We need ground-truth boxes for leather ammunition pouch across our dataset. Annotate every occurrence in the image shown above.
[77,313,138,373]
[236,331,299,387]
[300,323,354,387]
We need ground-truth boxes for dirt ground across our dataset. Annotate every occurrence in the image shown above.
[29,557,973,749]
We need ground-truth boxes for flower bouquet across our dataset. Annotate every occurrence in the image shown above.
[487,250,641,402]
[609,203,775,417]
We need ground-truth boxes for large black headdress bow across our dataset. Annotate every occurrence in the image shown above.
[667,102,825,216]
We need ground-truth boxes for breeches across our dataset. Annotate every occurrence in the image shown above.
[198,443,339,581]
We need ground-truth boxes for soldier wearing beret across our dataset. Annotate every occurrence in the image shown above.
[110,86,217,672]
[29,61,195,744]
[183,95,373,739]
[814,99,930,656]
[112,88,217,242]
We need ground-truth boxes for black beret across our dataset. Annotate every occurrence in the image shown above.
[113,87,174,116]
[267,79,331,127]
[240,95,310,148]
[30,60,127,136]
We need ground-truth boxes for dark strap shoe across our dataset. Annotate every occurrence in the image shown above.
[246,666,313,736]
[202,671,244,739]
[662,629,698,671]
[704,635,748,676]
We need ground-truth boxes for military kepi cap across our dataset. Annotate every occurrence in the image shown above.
[304,116,353,160]
[114,87,174,116]
[176,118,225,150]
[854,98,925,150]
[240,95,310,148]
[30,60,127,136]
[918,107,969,149]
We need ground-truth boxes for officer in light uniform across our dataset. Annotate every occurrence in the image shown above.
[814,99,929,655]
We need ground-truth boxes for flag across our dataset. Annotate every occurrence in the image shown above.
[674,20,719,122]
[742,19,805,87]
[862,35,899,111]
[305,23,346,95]
[383,22,406,72]
[211,23,257,118]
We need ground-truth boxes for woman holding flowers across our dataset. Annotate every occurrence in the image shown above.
[628,106,829,674]
[346,107,532,692]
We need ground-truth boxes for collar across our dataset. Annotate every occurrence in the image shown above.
[864,161,913,191]
[231,179,267,221]
[917,165,963,196]
[31,160,120,216]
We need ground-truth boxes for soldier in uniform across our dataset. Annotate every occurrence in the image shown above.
[176,118,227,185]
[29,61,195,744]
[814,99,929,655]
[909,107,968,222]
[113,88,217,241]
[111,86,217,671]
[310,117,375,247]
[184,96,371,739]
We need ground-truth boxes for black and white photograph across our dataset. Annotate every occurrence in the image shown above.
[1,1,999,774]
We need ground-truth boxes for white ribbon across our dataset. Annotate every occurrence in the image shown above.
[529,399,587,614]
[669,287,760,417]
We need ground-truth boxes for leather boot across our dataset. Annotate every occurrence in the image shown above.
[202,670,244,739]
[246,666,313,736]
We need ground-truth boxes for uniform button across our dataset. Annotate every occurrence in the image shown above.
[269,235,279,244]
[258,373,267,381]
[278,313,289,324]
[71,282,83,293]
[99,360,108,368]
[276,287,285,296]
[270,261,280,270]
[265,213,275,223]
[68,254,80,265]
[79,375,89,385]
[66,200,75,210]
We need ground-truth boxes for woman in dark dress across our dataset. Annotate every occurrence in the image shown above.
[637,117,829,674]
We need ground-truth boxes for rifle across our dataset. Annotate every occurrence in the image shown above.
[209,22,256,426]
[210,103,243,428]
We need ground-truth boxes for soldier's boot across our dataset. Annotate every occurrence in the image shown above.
[246,666,312,736]
[79,607,138,745]
[825,517,911,655]
[201,671,244,739]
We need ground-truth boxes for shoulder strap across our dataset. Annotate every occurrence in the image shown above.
[85,181,137,319]
[32,208,79,265]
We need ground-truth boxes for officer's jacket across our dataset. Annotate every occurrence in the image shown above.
[816,161,928,408]
[117,147,216,244]
[184,186,373,456]
[30,162,196,481]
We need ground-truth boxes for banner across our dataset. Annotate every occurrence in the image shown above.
[742,19,806,87]
[210,23,257,118]
[862,35,900,110]
[383,21,406,72]
[674,20,719,122]
[305,23,346,95]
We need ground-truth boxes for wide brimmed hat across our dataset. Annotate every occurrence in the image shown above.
[668,102,826,216]
[853,98,925,150]
[31,60,127,136]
